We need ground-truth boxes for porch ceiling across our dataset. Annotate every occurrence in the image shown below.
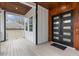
[36,2,73,10]
[0,2,32,15]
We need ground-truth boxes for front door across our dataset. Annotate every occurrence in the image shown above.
[52,11,73,47]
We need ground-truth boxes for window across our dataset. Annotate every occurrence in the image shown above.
[26,22,28,31]
[29,16,33,31]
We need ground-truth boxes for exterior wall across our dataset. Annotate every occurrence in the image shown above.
[73,3,79,50]
[38,5,48,44]
[0,9,4,42]
[25,7,36,44]
[24,5,48,44]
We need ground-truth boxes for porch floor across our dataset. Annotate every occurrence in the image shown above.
[0,30,79,56]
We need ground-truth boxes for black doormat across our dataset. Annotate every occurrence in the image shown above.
[51,43,67,50]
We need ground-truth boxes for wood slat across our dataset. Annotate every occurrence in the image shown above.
[37,2,79,50]
[0,2,32,15]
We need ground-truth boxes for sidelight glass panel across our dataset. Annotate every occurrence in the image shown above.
[63,26,71,29]
[54,21,59,24]
[63,32,71,35]
[63,13,71,17]
[63,38,71,42]
[54,36,59,39]
[54,16,59,19]
[54,32,59,34]
[63,20,71,23]
[53,27,59,29]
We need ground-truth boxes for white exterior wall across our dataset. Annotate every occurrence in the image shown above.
[25,7,36,44]
[38,5,48,44]
[24,4,48,44]
[0,9,4,42]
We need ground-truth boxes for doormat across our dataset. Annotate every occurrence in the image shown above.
[51,43,67,50]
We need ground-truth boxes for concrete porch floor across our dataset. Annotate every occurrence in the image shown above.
[0,30,79,56]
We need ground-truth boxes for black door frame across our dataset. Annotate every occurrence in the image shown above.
[52,10,73,47]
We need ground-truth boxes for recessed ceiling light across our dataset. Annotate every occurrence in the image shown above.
[16,7,18,10]
[61,6,66,10]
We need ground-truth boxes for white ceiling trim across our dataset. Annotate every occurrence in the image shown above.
[20,2,36,8]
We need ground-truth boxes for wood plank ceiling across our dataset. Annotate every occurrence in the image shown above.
[36,2,73,10]
[0,2,32,15]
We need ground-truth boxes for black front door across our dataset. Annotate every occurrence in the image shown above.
[52,11,73,47]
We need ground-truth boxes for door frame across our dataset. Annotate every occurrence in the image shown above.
[52,10,73,47]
